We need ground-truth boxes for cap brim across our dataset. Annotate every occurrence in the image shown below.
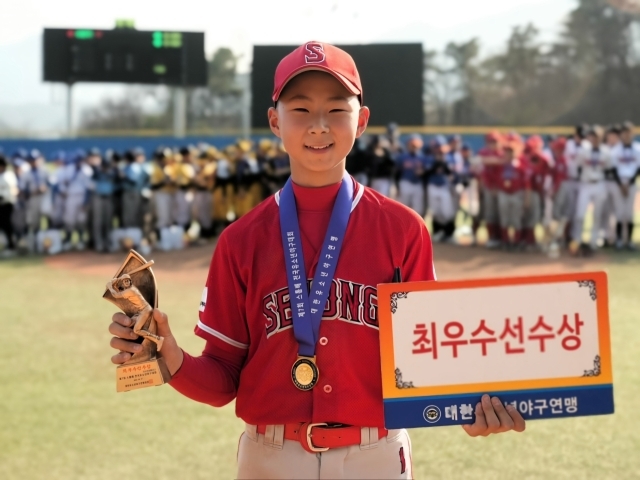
[273,66,361,102]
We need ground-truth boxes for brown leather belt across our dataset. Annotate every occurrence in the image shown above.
[256,423,388,453]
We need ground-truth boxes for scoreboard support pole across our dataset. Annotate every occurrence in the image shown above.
[241,87,251,140]
[66,82,74,138]
[173,88,187,138]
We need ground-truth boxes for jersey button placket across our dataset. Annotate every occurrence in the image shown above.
[320,338,331,392]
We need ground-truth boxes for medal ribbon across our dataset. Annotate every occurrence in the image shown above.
[279,172,353,358]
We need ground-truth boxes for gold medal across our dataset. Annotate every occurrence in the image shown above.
[504,180,511,188]
[292,356,319,391]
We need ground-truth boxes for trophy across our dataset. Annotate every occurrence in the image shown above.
[103,250,171,392]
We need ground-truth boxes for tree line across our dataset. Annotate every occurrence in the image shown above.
[426,0,640,125]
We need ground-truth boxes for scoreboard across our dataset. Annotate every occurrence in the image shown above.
[43,28,207,86]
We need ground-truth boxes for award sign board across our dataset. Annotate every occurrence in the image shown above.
[378,272,613,428]
[103,250,170,392]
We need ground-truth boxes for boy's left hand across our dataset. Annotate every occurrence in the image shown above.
[461,394,526,437]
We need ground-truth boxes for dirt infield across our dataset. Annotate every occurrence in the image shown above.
[45,241,609,283]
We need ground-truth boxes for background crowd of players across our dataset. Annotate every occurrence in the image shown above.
[0,122,638,257]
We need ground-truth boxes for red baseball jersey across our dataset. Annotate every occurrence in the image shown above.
[478,147,503,189]
[170,177,436,428]
[498,160,530,193]
[551,152,568,193]
[524,152,552,194]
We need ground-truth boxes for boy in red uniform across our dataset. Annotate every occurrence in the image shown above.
[497,141,530,249]
[108,42,525,479]
[522,135,553,250]
[478,131,505,248]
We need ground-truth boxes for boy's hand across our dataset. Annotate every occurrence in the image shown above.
[108,308,184,375]
[461,394,526,437]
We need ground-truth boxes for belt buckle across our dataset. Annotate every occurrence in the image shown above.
[306,423,329,452]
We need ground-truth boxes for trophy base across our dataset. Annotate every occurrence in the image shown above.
[116,357,171,393]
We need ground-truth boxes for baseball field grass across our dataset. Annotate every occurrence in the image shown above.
[0,247,638,479]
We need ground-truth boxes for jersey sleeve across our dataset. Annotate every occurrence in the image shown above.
[169,341,244,407]
[195,231,251,354]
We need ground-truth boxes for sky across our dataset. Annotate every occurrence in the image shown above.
[0,0,576,131]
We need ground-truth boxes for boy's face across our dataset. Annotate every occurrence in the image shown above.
[504,148,515,162]
[268,71,369,184]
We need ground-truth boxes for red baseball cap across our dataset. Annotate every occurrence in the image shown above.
[525,135,544,152]
[272,41,362,103]
[485,130,503,143]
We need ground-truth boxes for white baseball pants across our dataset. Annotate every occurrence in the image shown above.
[398,180,425,217]
[611,184,637,223]
[599,180,618,242]
[574,182,607,247]
[192,191,213,230]
[371,178,391,197]
[553,180,580,221]
[482,188,499,225]
[524,191,542,229]
[51,194,66,229]
[428,184,455,223]
[154,192,174,229]
[63,193,87,232]
[26,193,45,231]
[498,191,524,229]
[174,190,192,227]
[237,424,413,480]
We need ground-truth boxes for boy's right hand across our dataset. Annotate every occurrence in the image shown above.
[108,308,183,376]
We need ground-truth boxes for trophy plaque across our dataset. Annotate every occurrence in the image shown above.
[103,250,171,392]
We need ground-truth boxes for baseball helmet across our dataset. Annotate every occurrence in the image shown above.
[50,150,67,162]
[551,137,567,152]
[503,140,522,155]
[621,121,635,132]
[27,149,42,162]
[525,135,544,152]
[12,148,28,160]
[485,130,502,143]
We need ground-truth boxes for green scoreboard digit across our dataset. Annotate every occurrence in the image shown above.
[43,28,207,86]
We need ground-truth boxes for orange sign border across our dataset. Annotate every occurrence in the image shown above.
[378,271,612,399]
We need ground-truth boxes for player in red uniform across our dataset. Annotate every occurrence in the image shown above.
[497,141,530,249]
[108,42,525,479]
[478,131,505,248]
[522,136,553,250]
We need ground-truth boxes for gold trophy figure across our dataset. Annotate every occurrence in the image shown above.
[103,250,170,392]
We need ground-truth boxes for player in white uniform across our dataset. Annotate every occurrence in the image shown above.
[572,126,613,253]
[611,122,640,249]
[48,151,68,229]
[0,155,18,255]
[600,125,622,246]
[560,125,588,245]
[60,152,93,250]
[19,150,49,251]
